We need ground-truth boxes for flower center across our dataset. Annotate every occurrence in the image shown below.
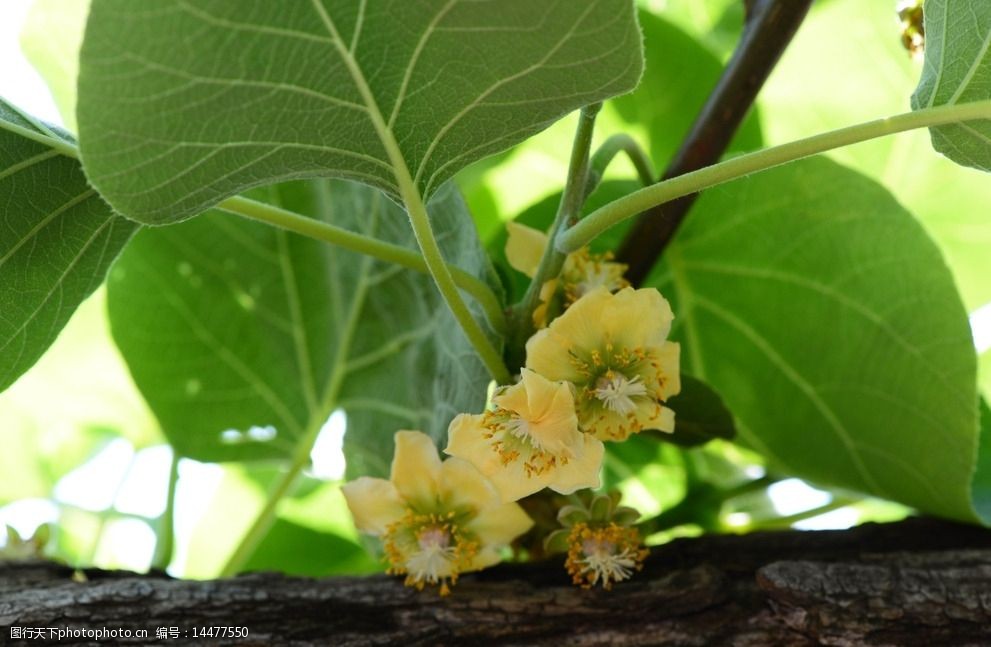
[483,409,563,477]
[562,249,629,303]
[405,526,457,584]
[505,416,536,446]
[383,512,478,596]
[565,522,647,590]
[594,372,647,415]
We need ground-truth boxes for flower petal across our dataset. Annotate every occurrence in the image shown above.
[491,379,532,420]
[525,289,607,384]
[467,501,534,547]
[340,477,405,536]
[517,368,564,419]
[549,435,604,494]
[583,406,637,441]
[390,430,441,510]
[505,221,548,277]
[445,414,501,474]
[654,341,681,400]
[467,546,503,572]
[438,456,500,513]
[601,287,673,348]
[447,412,555,503]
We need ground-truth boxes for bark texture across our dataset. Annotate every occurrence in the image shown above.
[3,518,991,646]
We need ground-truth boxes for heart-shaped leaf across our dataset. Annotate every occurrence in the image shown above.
[0,100,137,393]
[651,156,983,523]
[107,179,497,470]
[911,0,991,171]
[77,0,644,225]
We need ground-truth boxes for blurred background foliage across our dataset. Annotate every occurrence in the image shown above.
[2,0,986,577]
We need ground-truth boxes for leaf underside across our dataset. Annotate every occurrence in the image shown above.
[78,0,645,224]
[652,156,982,523]
[0,100,137,393]
[911,0,991,171]
[107,179,497,474]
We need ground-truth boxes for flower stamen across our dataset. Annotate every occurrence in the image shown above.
[594,372,647,415]
[565,522,647,590]
[383,511,479,596]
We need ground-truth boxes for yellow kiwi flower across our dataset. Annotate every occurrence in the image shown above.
[565,522,648,590]
[446,369,604,502]
[526,287,680,441]
[505,222,628,327]
[341,431,533,595]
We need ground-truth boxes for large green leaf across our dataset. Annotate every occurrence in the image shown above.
[77,0,644,225]
[0,100,137,393]
[974,398,991,521]
[243,519,379,577]
[911,0,991,172]
[651,156,982,523]
[107,179,496,471]
[459,10,761,244]
[758,0,991,313]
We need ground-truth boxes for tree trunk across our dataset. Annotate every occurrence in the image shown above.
[3,517,991,646]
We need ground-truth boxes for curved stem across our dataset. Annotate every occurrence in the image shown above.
[737,496,859,532]
[0,115,78,159]
[151,451,181,571]
[403,191,511,384]
[218,196,506,335]
[311,0,510,384]
[586,133,655,196]
[220,440,314,576]
[223,247,376,576]
[557,99,991,253]
[508,104,600,362]
[0,115,512,339]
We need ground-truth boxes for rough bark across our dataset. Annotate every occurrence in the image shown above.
[3,518,991,646]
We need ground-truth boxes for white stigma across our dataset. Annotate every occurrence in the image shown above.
[579,537,637,587]
[505,416,533,443]
[594,373,647,415]
[405,527,456,584]
[576,266,621,298]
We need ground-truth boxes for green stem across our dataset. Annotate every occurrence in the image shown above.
[0,117,511,341]
[509,104,600,358]
[151,451,180,571]
[311,0,511,385]
[222,243,377,576]
[737,496,858,531]
[636,476,779,536]
[220,445,314,576]
[717,475,779,501]
[557,99,991,253]
[4,99,63,142]
[586,133,655,196]
[218,196,506,335]
[0,116,78,159]
[403,191,511,384]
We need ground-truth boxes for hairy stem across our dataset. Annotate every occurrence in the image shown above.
[617,0,813,284]
[151,451,180,571]
[586,133,655,197]
[218,196,506,335]
[508,104,600,366]
[557,99,991,253]
[738,496,859,532]
[311,0,510,384]
[0,117,509,338]
[0,117,78,158]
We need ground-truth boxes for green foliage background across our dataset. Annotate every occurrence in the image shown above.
[1,0,989,577]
